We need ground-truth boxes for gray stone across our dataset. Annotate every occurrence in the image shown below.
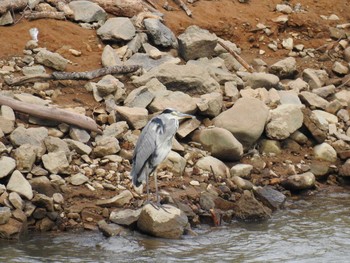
[69,173,89,186]
[125,53,180,72]
[110,208,141,226]
[0,218,25,239]
[93,136,120,157]
[0,207,11,225]
[281,172,316,190]
[0,156,16,179]
[313,110,338,124]
[9,192,24,210]
[137,204,188,239]
[102,122,128,139]
[22,65,46,76]
[339,159,350,177]
[14,93,49,106]
[278,90,302,105]
[149,91,197,114]
[42,151,70,174]
[98,220,124,237]
[195,156,229,178]
[0,105,15,134]
[44,136,71,160]
[178,25,217,61]
[234,190,272,220]
[31,193,54,212]
[231,175,254,190]
[332,61,349,75]
[253,186,286,210]
[344,46,350,62]
[244,72,280,89]
[101,45,121,67]
[334,90,350,107]
[312,85,336,98]
[124,86,155,108]
[30,176,58,197]
[265,104,303,140]
[64,139,92,155]
[133,63,220,95]
[299,91,329,109]
[7,170,33,200]
[160,151,186,176]
[269,57,297,79]
[69,0,107,23]
[97,75,125,99]
[314,143,337,162]
[144,18,177,48]
[116,106,148,130]
[69,127,90,143]
[259,139,282,154]
[213,97,269,148]
[0,11,13,26]
[302,108,327,143]
[177,118,201,139]
[302,68,328,89]
[287,78,309,92]
[97,17,135,41]
[197,92,223,117]
[192,127,243,161]
[10,126,48,147]
[14,144,38,173]
[230,164,253,178]
[35,49,69,71]
[96,190,133,207]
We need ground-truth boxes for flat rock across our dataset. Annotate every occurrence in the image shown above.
[116,106,148,130]
[35,49,69,71]
[98,220,124,237]
[7,170,33,200]
[64,139,92,155]
[69,0,107,23]
[96,190,133,207]
[69,173,89,186]
[93,136,121,157]
[97,17,135,41]
[137,204,188,239]
[299,91,329,109]
[124,86,155,108]
[253,186,286,210]
[10,126,48,147]
[110,208,141,226]
[177,118,201,139]
[149,91,197,114]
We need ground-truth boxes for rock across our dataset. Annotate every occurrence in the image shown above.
[244,72,280,90]
[102,121,128,139]
[0,156,16,179]
[265,104,303,140]
[69,173,89,186]
[64,139,92,155]
[93,136,120,157]
[69,127,90,143]
[160,151,186,176]
[282,37,293,50]
[276,4,293,13]
[14,93,49,106]
[142,42,162,59]
[269,57,297,79]
[224,81,240,101]
[231,175,254,190]
[109,208,141,226]
[199,192,216,210]
[230,164,253,178]
[42,151,70,174]
[339,159,350,177]
[97,17,135,41]
[124,86,155,108]
[149,90,197,114]
[0,105,15,134]
[98,220,123,237]
[192,127,243,161]
[313,110,338,124]
[69,0,107,23]
[314,143,337,162]
[35,49,69,71]
[0,207,11,225]
[197,92,223,117]
[125,53,180,72]
[234,190,272,221]
[22,65,46,76]
[334,90,350,107]
[0,218,25,239]
[133,63,220,95]
[196,156,229,178]
[44,136,71,160]
[7,170,33,200]
[302,108,327,143]
[344,46,350,62]
[332,61,349,75]
[299,91,329,109]
[137,204,188,239]
[178,25,217,61]
[96,190,133,207]
[310,161,330,177]
[101,45,121,67]
[281,172,316,190]
[9,192,24,210]
[144,18,177,48]
[10,126,48,147]
[37,217,55,232]
[312,85,336,98]
[96,74,125,99]
[259,139,282,154]
[253,186,286,210]
[32,193,54,212]
[14,144,38,173]
[30,176,58,197]
[302,68,328,89]
[177,118,201,139]
[213,97,269,148]
[0,11,13,26]
[116,106,148,130]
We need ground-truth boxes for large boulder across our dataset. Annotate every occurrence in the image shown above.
[281,172,316,191]
[137,204,188,239]
[213,97,269,148]
[133,64,220,95]
[192,127,243,161]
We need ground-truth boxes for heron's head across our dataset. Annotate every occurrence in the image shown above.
[161,108,195,120]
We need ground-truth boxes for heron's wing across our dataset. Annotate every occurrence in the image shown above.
[131,117,165,183]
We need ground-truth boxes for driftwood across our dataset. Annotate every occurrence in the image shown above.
[0,0,27,15]
[0,95,101,133]
[173,0,192,17]
[25,11,66,20]
[6,65,141,86]
[218,40,255,73]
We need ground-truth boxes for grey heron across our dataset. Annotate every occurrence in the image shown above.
[131,108,194,205]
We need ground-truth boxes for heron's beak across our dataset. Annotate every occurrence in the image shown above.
[176,112,195,120]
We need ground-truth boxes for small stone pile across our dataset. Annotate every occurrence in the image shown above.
[0,0,349,239]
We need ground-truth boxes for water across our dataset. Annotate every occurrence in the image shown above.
[1,191,350,263]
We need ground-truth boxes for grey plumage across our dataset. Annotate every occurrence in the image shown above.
[131,109,193,203]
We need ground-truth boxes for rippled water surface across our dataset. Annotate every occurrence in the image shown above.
[1,191,350,263]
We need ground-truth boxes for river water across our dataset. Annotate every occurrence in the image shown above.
[1,191,350,263]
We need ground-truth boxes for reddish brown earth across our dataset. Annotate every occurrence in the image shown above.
[0,0,349,231]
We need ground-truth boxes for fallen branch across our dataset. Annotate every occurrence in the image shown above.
[0,0,27,15]
[6,65,141,86]
[218,39,255,73]
[25,11,66,20]
[45,0,74,18]
[0,95,102,133]
[173,0,192,17]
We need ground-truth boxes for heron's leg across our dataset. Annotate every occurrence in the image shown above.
[154,170,160,205]
[146,173,150,203]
